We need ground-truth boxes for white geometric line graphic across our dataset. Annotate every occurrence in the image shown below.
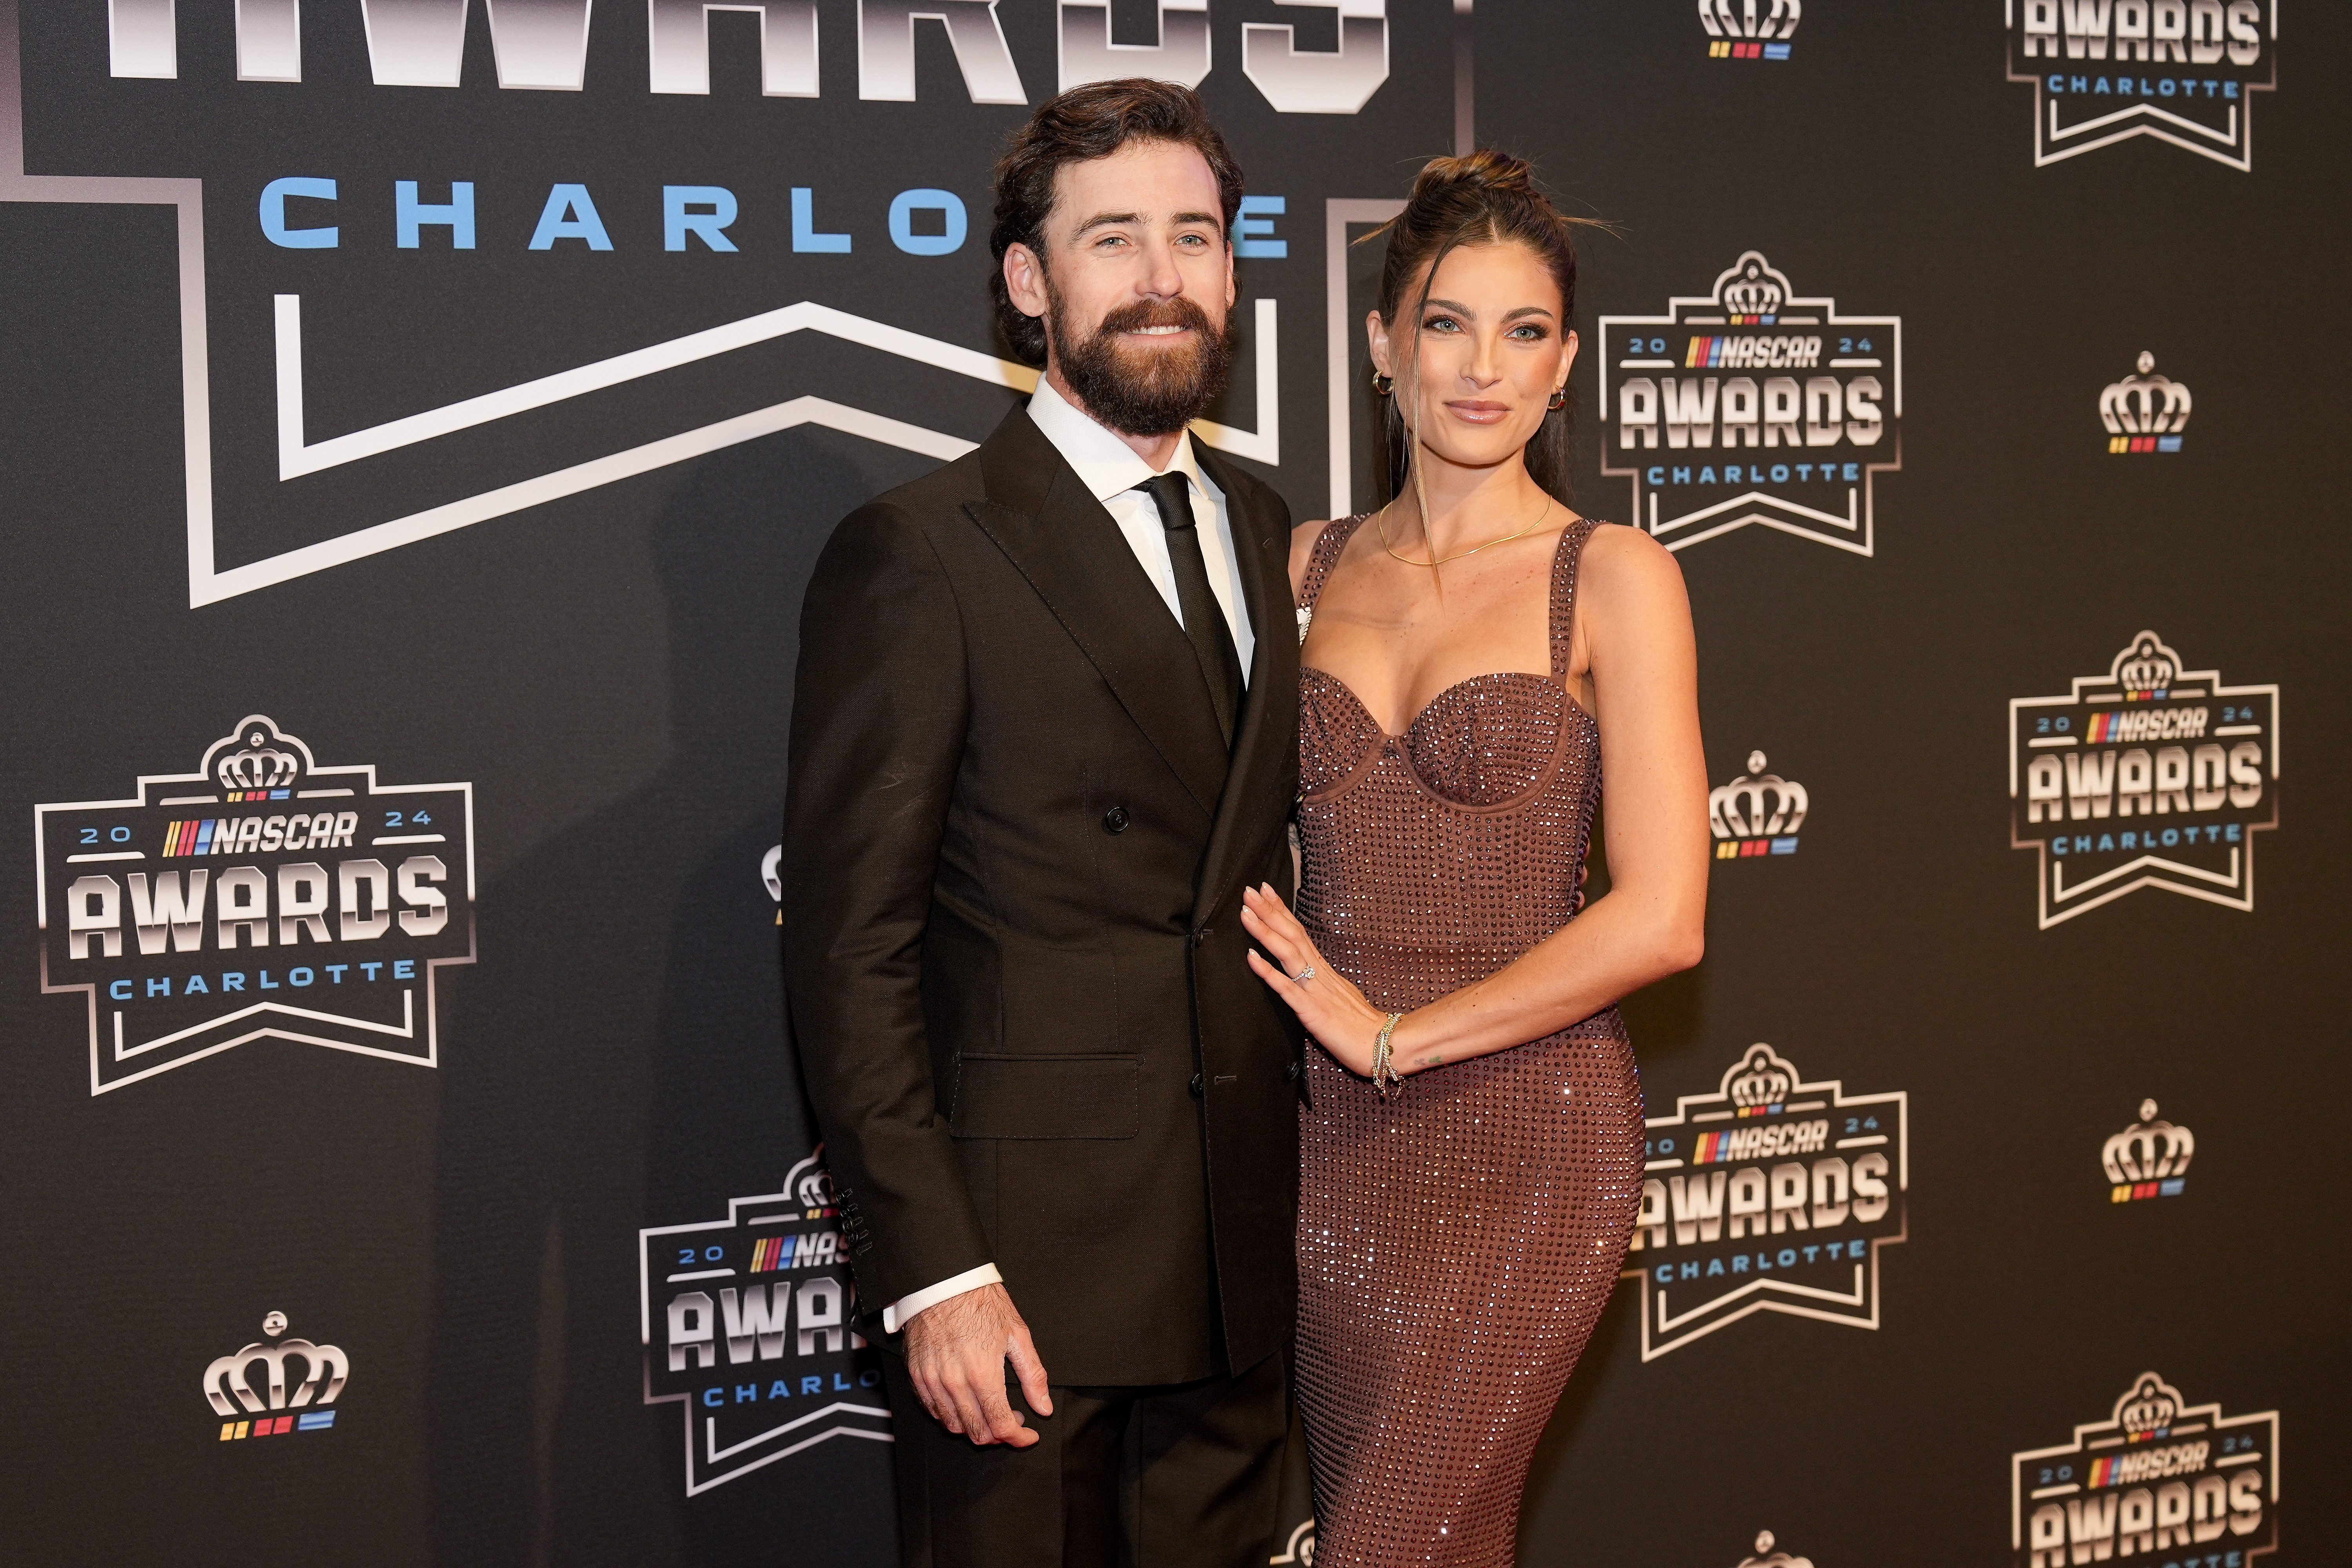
[1323,195,1403,519]
[274,290,1279,481]
[0,3,1277,608]
[704,1402,893,1465]
[272,293,1035,479]
[249,294,1273,604]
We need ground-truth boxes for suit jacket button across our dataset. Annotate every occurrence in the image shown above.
[1102,806,1130,834]
[1188,1073,1204,1098]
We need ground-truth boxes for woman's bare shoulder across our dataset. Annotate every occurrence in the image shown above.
[1576,520,1692,637]
[1579,519,1685,592]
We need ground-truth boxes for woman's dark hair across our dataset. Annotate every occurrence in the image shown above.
[1368,149,1593,509]
[989,78,1247,367]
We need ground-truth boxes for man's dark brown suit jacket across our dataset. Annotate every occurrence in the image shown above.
[783,405,1303,1387]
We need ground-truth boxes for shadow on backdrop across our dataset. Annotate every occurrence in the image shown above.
[424,426,944,1567]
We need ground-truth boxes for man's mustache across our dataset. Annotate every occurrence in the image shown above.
[1093,297,1218,338]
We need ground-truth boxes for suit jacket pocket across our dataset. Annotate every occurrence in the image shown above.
[950,1053,1139,1140]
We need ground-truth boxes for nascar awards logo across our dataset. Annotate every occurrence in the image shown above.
[1622,1043,1907,1360]
[2102,352,2191,454]
[2005,0,2277,171]
[205,1310,348,1442]
[1269,1518,1316,1566]
[2105,1099,2193,1203]
[2011,1372,2278,1568]
[35,716,475,1094]
[2009,632,2278,927]
[1735,1533,1814,1568]
[1711,751,1808,862]
[639,1148,889,1496]
[1601,252,1901,557]
[1702,0,1800,60]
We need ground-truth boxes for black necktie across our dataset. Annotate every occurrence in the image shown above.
[1134,471,1244,747]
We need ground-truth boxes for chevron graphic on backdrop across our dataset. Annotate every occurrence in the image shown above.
[0,3,1278,608]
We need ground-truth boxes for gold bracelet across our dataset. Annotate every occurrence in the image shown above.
[1372,1012,1405,1098]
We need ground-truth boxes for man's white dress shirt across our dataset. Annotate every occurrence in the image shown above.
[880,377,1256,1334]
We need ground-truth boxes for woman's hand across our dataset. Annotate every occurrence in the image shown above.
[1241,883,1395,1078]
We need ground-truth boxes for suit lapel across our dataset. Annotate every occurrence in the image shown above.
[964,408,1230,819]
[1190,446,1299,923]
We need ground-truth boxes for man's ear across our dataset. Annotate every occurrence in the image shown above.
[1004,241,1050,321]
[1224,241,1236,310]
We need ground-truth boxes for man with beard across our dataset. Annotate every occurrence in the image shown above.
[782,80,1300,1567]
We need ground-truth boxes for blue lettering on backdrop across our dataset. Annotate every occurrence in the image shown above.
[663,186,740,253]
[887,189,966,256]
[396,180,475,249]
[792,187,852,254]
[530,185,614,251]
[1235,194,1286,258]
[260,176,337,248]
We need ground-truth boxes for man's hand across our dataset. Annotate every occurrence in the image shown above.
[902,1283,1054,1447]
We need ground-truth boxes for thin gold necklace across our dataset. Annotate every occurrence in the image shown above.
[1377,495,1553,568]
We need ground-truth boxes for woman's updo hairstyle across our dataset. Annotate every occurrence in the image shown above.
[1368,149,1593,509]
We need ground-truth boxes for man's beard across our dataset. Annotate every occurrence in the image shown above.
[1046,284,1238,439]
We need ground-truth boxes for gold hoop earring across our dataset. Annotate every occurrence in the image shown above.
[1372,372,1394,396]
[1547,387,1568,412]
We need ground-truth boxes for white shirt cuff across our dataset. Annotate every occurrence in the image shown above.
[882,1263,1002,1334]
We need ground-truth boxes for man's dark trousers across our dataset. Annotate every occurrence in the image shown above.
[881,1350,1288,1568]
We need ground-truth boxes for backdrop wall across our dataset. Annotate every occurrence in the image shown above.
[2,2,2343,1564]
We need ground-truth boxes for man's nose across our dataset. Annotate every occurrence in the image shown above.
[1136,235,1186,299]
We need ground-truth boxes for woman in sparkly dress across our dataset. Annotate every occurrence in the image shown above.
[1238,151,1710,1566]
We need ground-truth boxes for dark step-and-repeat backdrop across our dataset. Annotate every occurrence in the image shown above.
[1,2,2343,1564]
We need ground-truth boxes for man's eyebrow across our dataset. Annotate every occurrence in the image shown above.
[1071,210,1141,238]
[1069,209,1226,239]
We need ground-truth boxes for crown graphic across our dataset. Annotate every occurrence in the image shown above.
[202,1314,349,1416]
[2109,632,2180,693]
[1737,1532,1815,1568]
[2103,1100,2194,1183]
[1723,1043,1796,1107]
[198,716,314,793]
[1717,253,1788,318]
[1710,752,1809,839]
[1701,0,1801,42]
[784,1145,838,1212]
[2113,1372,2183,1438]
[217,745,299,790]
[2100,352,2193,436]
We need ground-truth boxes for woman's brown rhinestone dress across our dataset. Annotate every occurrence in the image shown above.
[1292,513,1644,1567]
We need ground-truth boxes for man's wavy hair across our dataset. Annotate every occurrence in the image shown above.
[989,78,1246,368]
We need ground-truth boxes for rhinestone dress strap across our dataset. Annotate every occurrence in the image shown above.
[1549,514,1606,681]
[1299,514,1369,614]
